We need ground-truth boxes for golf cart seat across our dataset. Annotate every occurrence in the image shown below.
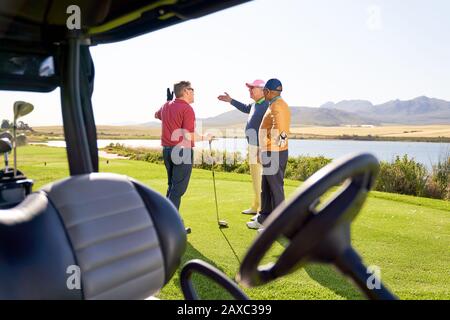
[0,172,186,299]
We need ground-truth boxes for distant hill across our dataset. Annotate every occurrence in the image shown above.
[320,96,450,125]
[140,121,162,128]
[368,96,450,124]
[179,106,378,127]
[201,110,248,127]
[139,96,450,127]
[290,107,378,126]
[320,100,374,113]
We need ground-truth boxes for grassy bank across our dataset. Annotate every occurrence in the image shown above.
[16,145,450,299]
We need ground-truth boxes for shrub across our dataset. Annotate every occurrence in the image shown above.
[375,155,428,197]
[428,154,450,200]
[424,179,444,199]
[286,155,332,181]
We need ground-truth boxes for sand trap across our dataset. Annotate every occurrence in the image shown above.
[98,150,129,159]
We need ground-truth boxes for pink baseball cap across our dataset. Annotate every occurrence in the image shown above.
[245,79,265,88]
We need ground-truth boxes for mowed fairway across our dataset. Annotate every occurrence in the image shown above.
[19,145,450,299]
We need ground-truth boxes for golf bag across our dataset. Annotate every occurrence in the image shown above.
[0,169,33,209]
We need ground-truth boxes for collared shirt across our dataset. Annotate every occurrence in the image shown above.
[269,96,281,104]
[155,98,195,148]
[230,97,269,146]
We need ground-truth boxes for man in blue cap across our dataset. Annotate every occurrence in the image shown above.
[247,78,291,232]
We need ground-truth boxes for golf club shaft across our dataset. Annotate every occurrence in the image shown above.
[4,152,9,171]
[13,123,17,177]
[209,140,220,223]
[209,139,240,265]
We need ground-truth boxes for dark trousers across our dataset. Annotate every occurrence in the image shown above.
[258,150,288,223]
[163,147,193,210]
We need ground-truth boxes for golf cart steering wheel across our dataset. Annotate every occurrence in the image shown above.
[181,260,249,300]
[238,153,397,300]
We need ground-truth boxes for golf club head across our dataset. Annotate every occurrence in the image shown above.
[218,220,229,228]
[12,102,32,178]
[0,131,13,141]
[16,134,28,147]
[0,138,12,153]
[13,101,34,121]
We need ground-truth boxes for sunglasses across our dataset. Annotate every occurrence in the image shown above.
[186,87,194,92]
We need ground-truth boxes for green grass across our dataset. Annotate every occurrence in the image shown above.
[17,145,450,300]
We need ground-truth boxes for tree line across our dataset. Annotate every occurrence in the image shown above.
[1,119,33,131]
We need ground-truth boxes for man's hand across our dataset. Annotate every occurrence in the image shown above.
[217,92,232,103]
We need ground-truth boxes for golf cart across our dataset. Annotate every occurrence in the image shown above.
[0,0,396,300]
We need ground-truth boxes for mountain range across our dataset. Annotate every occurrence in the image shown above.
[142,96,450,127]
[319,96,450,125]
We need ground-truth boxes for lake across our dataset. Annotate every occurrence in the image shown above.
[41,138,450,170]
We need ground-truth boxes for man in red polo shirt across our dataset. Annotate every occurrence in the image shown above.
[155,81,210,216]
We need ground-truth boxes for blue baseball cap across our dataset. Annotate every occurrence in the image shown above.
[264,78,283,92]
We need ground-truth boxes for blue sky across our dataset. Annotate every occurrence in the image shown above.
[1,0,449,125]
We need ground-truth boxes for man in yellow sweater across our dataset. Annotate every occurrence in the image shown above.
[247,78,291,231]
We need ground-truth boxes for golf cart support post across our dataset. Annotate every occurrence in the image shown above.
[60,35,96,175]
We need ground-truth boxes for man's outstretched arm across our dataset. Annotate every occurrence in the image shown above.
[217,92,251,114]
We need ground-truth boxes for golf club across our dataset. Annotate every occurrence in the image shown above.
[208,138,243,265]
[208,139,228,228]
[0,133,33,209]
[0,131,13,140]
[0,132,13,173]
[0,138,12,172]
[12,101,34,177]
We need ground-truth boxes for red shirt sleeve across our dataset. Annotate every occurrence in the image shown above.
[182,106,195,133]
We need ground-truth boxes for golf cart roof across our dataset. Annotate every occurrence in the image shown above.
[0,0,251,92]
[0,0,250,46]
